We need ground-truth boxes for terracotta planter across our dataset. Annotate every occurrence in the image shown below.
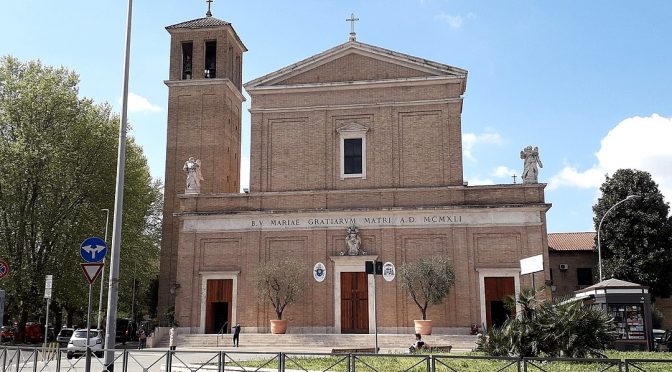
[414,319,433,335]
[270,319,288,334]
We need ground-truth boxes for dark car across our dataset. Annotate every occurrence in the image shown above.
[115,319,136,343]
[659,330,672,352]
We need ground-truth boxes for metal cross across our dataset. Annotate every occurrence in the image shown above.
[346,13,359,41]
[512,174,517,184]
[206,0,213,17]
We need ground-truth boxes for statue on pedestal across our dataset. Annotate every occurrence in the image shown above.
[183,157,204,193]
[520,146,543,184]
[345,225,362,256]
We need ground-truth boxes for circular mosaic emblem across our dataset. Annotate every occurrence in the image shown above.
[313,262,326,282]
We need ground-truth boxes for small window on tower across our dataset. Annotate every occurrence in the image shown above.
[182,42,193,80]
[204,40,217,78]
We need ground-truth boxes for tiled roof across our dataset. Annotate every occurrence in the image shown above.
[548,232,595,251]
[166,17,230,30]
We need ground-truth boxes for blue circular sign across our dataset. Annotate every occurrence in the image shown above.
[80,237,108,263]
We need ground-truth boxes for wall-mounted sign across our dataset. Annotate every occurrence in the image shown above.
[520,254,544,275]
[313,262,326,282]
[383,262,396,282]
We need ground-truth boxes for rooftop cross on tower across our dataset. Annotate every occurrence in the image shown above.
[346,13,359,41]
[206,0,213,17]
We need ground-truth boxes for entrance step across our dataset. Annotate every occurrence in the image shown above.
[153,333,478,352]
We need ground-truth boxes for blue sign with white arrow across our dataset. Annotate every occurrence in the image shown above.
[80,237,107,263]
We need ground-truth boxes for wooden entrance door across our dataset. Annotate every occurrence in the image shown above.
[341,272,369,333]
[484,277,515,328]
[205,279,233,334]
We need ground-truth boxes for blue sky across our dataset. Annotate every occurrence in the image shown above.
[2,1,671,233]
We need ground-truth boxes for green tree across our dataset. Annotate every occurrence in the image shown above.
[593,169,672,298]
[0,56,162,339]
[398,256,456,320]
[254,259,306,320]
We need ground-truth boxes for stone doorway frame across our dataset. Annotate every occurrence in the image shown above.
[476,268,521,331]
[199,271,239,334]
[330,255,378,334]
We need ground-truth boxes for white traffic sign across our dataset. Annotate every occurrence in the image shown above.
[44,275,53,299]
[80,237,107,263]
[80,263,104,284]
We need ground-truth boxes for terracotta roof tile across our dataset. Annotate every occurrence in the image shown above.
[166,17,230,30]
[548,232,595,252]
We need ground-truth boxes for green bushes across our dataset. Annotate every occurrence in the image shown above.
[477,288,616,358]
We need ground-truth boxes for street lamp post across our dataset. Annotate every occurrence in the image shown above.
[597,194,639,282]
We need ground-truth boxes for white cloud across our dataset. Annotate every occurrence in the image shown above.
[549,114,672,201]
[463,131,504,161]
[119,92,162,113]
[434,12,476,29]
[493,166,516,178]
[466,176,494,186]
[240,155,250,192]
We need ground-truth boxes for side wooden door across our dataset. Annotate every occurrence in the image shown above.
[341,272,369,333]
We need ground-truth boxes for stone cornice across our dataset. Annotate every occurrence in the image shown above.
[245,75,463,95]
[165,78,246,102]
[248,98,463,113]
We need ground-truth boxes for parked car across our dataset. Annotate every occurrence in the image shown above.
[115,318,136,343]
[56,328,75,348]
[24,322,44,343]
[1,326,15,342]
[66,329,104,359]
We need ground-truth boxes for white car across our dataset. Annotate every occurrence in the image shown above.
[66,329,105,359]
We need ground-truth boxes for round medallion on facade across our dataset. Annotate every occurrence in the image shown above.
[313,262,326,282]
[383,262,396,282]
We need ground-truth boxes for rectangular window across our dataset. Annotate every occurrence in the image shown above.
[343,138,362,175]
[204,40,217,78]
[181,42,193,80]
[577,268,593,286]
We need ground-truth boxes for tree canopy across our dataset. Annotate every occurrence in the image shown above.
[593,168,672,298]
[0,56,162,337]
[399,256,456,320]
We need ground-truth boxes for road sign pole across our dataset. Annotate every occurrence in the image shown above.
[43,299,50,346]
[373,272,378,354]
[86,282,93,372]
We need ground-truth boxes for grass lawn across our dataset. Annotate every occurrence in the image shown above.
[229,350,672,371]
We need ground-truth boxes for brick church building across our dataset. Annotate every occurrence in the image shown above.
[157,10,552,334]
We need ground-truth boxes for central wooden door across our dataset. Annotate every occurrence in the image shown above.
[484,277,515,328]
[341,272,369,333]
[205,279,232,334]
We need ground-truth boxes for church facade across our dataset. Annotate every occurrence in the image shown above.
[158,12,552,334]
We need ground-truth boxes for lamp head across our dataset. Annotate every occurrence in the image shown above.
[625,195,639,200]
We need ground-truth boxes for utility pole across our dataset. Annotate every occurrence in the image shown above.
[98,209,110,329]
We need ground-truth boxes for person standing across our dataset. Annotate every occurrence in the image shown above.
[169,326,176,351]
[232,324,241,347]
[138,329,147,350]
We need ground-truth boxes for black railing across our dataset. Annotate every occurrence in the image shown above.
[1,346,672,372]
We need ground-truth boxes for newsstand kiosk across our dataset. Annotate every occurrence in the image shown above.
[574,278,653,351]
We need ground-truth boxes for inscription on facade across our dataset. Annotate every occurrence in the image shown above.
[184,210,539,233]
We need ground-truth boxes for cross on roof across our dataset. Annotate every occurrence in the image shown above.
[512,174,517,184]
[346,13,359,41]
[206,0,213,17]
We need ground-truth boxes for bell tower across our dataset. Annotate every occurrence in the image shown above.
[158,6,247,316]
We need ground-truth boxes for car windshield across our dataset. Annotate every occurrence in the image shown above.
[73,330,99,338]
[59,330,73,337]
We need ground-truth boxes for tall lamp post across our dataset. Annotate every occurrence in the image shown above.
[597,194,639,282]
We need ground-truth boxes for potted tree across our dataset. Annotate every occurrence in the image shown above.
[398,256,456,335]
[254,259,306,334]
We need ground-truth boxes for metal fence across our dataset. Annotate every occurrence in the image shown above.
[1,346,672,372]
